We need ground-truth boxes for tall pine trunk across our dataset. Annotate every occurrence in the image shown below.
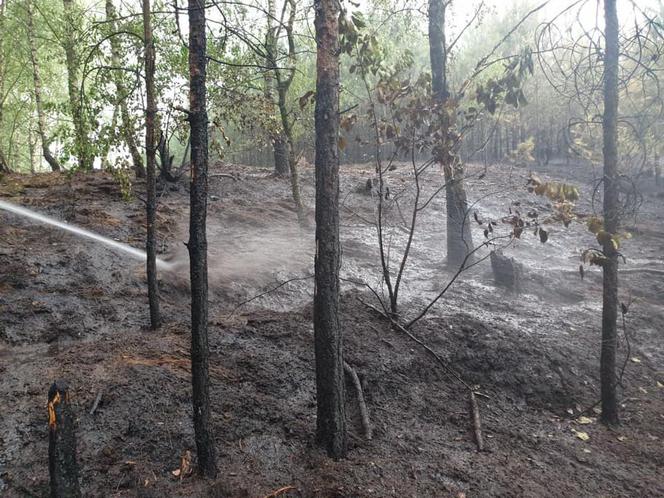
[27,2,61,172]
[600,0,620,426]
[187,0,217,477]
[143,0,160,330]
[313,0,346,459]
[106,0,145,178]
[428,0,473,268]
[62,0,92,170]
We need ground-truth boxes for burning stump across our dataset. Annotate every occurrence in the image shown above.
[48,380,81,498]
[490,250,522,293]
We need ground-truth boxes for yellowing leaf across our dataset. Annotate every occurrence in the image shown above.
[577,416,594,425]
[575,431,590,441]
[587,217,603,234]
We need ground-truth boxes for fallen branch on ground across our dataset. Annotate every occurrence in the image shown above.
[89,391,103,416]
[263,485,298,498]
[209,173,239,181]
[227,274,314,317]
[344,360,373,440]
[358,295,487,451]
[469,391,484,452]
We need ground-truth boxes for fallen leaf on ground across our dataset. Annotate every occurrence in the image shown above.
[577,416,594,425]
[573,430,590,441]
[171,450,192,480]
[630,357,641,363]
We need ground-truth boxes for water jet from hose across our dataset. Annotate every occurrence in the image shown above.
[0,199,176,271]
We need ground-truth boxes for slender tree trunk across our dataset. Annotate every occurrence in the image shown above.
[600,0,620,426]
[26,3,61,172]
[277,83,305,223]
[274,0,305,223]
[106,0,145,178]
[187,0,217,478]
[0,0,8,173]
[313,0,346,459]
[263,0,289,177]
[143,0,160,330]
[62,0,92,170]
[428,0,474,268]
[29,123,36,173]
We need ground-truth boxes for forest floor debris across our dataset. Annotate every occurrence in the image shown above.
[0,161,663,496]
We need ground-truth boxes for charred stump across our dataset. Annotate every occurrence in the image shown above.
[490,250,522,293]
[273,136,289,177]
[48,381,81,498]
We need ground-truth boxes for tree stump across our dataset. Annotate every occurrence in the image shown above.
[490,250,522,293]
[48,380,81,498]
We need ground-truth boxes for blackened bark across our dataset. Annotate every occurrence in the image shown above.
[158,131,177,181]
[48,381,81,498]
[428,0,473,268]
[143,0,160,330]
[27,3,61,172]
[187,0,217,477]
[313,0,346,459]
[273,136,289,177]
[600,0,620,426]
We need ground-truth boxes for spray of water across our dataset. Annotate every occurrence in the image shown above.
[0,199,176,271]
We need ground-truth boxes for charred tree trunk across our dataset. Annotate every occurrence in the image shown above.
[48,381,81,498]
[273,136,289,177]
[313,0,346,459]
[62,0,92,170]
[143,0,160,330]
[187,0,217,477]
[157,131,177,181]
[106,0,145,178]
[429,0,474,268]
[27,3,61,172]
[600,0,620,426]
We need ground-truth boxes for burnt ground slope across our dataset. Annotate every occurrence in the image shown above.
[0,161,663,497]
